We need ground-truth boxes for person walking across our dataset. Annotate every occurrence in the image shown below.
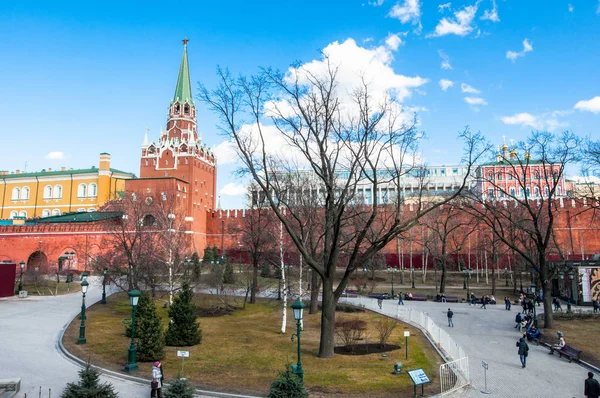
[516,337,529,368]
[398,292,404,306]
[593,298,599,314]
[377,297,383,310]
[585,372,600,398]
[447,308,454,327]
[480,296,487,309]
[151,361,163,398]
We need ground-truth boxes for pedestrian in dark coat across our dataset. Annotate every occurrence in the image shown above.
[447,308,454,327]
[516,337,529,368]
[515,313,522,328]
[585,372,600,398]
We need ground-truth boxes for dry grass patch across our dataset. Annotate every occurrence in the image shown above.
[64,293,442,397]
[540,317,600,367]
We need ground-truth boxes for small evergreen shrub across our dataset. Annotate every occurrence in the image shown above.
[61,363,118,398]
[163,375,195,398]
[267,364,308,398]
[136,291,165,361]
[223,263,235,284]
[165,283,202,346]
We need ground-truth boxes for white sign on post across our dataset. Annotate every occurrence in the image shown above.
[177,350,190,358]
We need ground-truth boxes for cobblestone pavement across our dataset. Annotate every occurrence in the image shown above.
[0,278,241,398]
[365,298,587,397]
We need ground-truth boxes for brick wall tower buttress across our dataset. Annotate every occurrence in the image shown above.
[138,38,217,251]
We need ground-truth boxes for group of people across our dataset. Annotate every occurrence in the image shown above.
[468,293,495,308]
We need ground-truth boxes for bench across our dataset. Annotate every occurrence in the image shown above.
[445,296,459,303]
[550,344,582,362]
[368,292,390,300]
[344,289,359,297]
[405,295,427,301]
[0,378,21,394]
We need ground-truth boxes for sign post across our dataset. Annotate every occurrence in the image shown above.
[407,368,431,398]
[481,360,490,394]
[404,330,410,360]
[177,350,190,378]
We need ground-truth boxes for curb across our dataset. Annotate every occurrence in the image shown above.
[56,302,264,398]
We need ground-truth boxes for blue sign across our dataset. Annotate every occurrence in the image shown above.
[408,369,430,385]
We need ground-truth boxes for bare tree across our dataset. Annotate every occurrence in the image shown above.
[233,190,277,304]
[421,200,475,293]
[198,60,486,357]
[464,131,580,328]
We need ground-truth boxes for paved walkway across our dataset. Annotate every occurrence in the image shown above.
[0,278,235,398]
[353,297,587,397]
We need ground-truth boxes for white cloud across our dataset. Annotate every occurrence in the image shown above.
[438,2,451,12]
[438,50,452,70]
[389,0,421,25]
[286,38,428,104]
[368,0,385,5]
[464,97,488,105]
[439,79,454,91]
[45,151,65,160]
[220,183,247,196]
[214,140,239,165]
[481,0,500,22]
[501,111,569,131]
[574,96,600,114]
[428,1,480,37]
[568,3,574,12]
[461,83,480,94]
[385,33,404,50]
[506,39,533,62]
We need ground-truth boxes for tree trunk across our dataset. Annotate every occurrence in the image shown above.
[250,259,258,304]
[318,278,336,358]
[542,285,553,329]
[440,264,447,294]
[309,269,320,314]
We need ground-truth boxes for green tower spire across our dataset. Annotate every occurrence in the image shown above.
[172,38,194,106]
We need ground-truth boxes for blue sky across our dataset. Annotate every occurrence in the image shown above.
[1,0,599,209]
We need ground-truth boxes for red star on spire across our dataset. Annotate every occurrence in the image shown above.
[182,37,189,46]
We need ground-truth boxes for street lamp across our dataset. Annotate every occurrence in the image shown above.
[81,271,88,282]
[462,267,473,301]
[404,330,410,360]
[504,266,509,287]
[530,282,538,326]
[125,289,141,372]
[363,266,368,289]
[17,261,25,293]
[388,266,397,297]
[291,299,306,382]
[410,266,415,289]
[77,279,89,344]
[101,268,108,304]
[183,256,193,282]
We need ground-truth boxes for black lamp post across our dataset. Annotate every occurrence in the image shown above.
[17,261,25,293]
[410,266,415,289]
[388,266,397,297]
[291,299,306,382]
[125,289,141,372]
[504,266,509,287]
[462,267,473,301]
[101,268,108,304]
[77,279,89,344]
[530,282,537,326]
[363,266,367,289]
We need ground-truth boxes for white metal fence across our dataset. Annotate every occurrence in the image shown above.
[440,357,470,396]
[346,297,471,395]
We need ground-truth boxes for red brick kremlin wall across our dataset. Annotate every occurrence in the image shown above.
[0,199,598,273]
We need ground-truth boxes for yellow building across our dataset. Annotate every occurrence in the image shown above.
[0,153,134,219]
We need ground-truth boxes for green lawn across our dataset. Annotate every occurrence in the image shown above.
[63,293,442,397]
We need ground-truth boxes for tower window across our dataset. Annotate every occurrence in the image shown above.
[88,183,97,197]
[184,104,190,115]
[166,160,169,166]
[11,187,20,200]
[77,183,87,198]
[145,160,149,166]
[175,103,180,114]
[43,185,52,199]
